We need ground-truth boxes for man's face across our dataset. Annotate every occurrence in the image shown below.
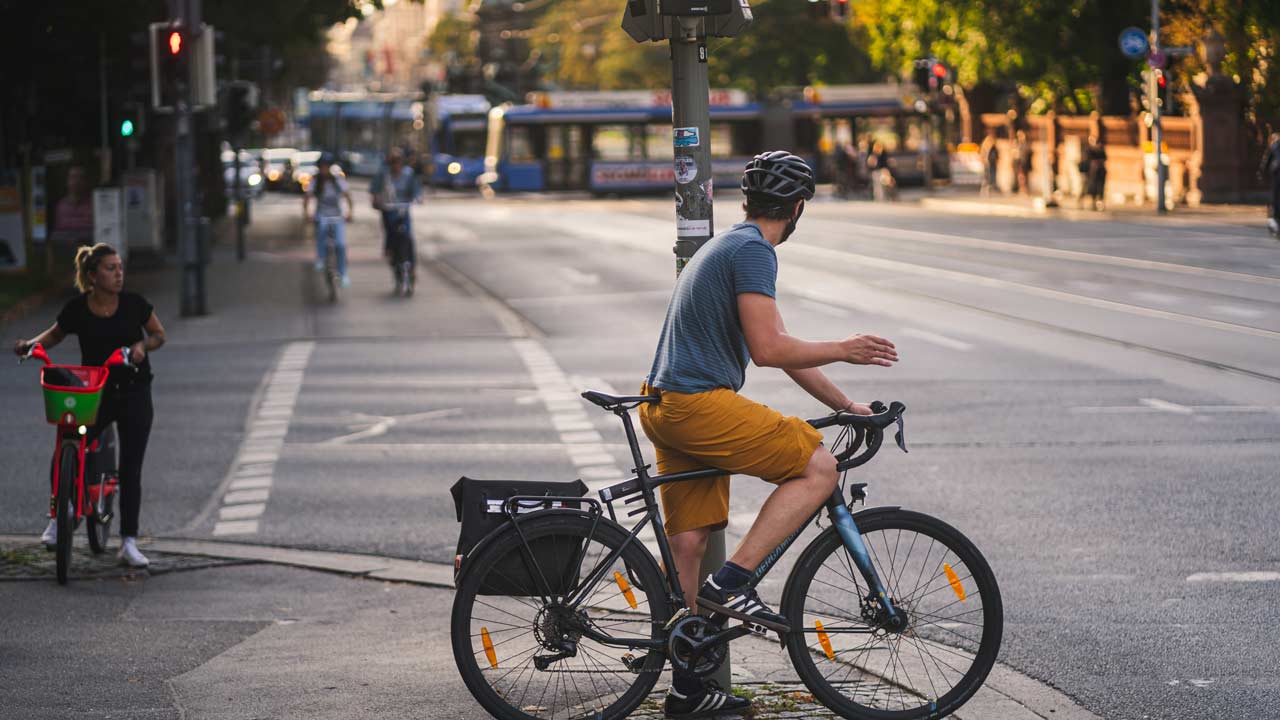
[780,200,805,245]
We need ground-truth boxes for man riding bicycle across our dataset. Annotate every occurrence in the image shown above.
[370,148,422,293]
[638,151,899,718]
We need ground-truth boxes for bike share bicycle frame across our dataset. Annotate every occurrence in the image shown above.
[497,405,905,654]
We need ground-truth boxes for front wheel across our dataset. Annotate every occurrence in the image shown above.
[781,508,1002,719]
[451,511,670,720]
[55,444,78,585]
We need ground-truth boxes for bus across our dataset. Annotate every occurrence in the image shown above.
[305,90,424,176]
[424,94,491,188]
[478,85,949,194]
[479,89,803,194]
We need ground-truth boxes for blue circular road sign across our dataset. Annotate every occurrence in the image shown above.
[1119,27,1149,59]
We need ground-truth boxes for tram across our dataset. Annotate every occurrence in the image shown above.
[424,94,491,188]
[305,90,424,176]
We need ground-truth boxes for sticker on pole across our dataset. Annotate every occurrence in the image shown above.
[677,217,710,237]
[673,127,700,148]
[674,156,698,184]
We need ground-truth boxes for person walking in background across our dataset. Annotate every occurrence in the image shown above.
[1082,135,1108,211]
[867,142,897,201]
[1258,132,1280,237]
[1014,130,1032,196]
[980,131,999,197]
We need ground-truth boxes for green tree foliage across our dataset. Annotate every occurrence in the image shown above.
[528,0,874,93]
[428,11,477,63]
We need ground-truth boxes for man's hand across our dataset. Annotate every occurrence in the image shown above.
[839,334,898,367]
[843,401,875,416]
[129,342,146,364]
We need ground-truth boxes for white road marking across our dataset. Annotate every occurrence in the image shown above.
[509,289,670,306]
[1072,402,1280,414]
[900,327,974,351]
[1210,304,1264,319]
[1139,398,1195,414]
[212,341,314,537]
[1186,571,1280,583]
[320,408,462,445]
[798,298,852,318]
[560,267,601,286]
[1130,291,1181,305]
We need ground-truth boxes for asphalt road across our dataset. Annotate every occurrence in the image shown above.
[2,188,1277,719]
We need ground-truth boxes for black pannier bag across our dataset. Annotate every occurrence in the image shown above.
[451,477,589,596]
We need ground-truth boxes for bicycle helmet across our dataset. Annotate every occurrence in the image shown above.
[740,150,815,201]
[318,151,336,166]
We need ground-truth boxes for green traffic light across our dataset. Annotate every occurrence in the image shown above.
[121,119,135,138]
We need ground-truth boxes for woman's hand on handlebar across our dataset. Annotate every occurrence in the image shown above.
[129,341,146,364]
[12,339,30,357]
[839,334,898,367]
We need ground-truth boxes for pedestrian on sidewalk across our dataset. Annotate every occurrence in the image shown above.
[11,243,165,568]
[980,131,999,197]
[1014,130,1032,195]
[371,149,423,293]
[1258,132,1280,237]
[1082,135,1108,211]
[303,152,354,287]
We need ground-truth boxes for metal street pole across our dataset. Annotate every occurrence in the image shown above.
[1151,0,1167,214]
[173,0,207,315]
[669,15,730,690]
[671,17,713,273]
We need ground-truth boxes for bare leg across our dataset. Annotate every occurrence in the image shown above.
[668,527,710,611]
[729,447,838,572]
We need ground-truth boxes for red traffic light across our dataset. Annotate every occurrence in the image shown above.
[932,63,947,78]
[168,31,182,55]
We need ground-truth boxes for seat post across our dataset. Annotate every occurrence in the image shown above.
[615,409,649,479]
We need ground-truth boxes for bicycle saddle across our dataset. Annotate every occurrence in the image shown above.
[580,390,659,410]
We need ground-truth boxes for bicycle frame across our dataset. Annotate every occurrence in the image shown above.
[556,407,902,641]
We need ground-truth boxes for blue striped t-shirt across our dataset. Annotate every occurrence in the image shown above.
[646,222,777,393]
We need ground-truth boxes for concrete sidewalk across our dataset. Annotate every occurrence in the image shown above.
[914,188,1270,228]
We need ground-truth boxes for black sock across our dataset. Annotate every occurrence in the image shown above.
[672,670,703,695]
[711,561,752,591]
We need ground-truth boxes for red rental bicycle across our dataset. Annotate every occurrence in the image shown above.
[21,342,129,585]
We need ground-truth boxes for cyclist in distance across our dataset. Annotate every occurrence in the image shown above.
[303,151,354,287]
[11,243,166,568]
[638,151,898,718]
[370,148,422,289]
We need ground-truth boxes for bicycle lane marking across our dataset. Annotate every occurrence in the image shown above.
[212,341,315,536]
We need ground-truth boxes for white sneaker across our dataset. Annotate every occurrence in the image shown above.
[340,275,351,288]
[41,519,57,550]
[314,260,325,272]
[117,537,150,568]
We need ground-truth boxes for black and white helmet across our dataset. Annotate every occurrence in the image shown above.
[741,150,815,201]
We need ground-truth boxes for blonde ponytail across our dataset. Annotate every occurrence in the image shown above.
[74,243,118,293]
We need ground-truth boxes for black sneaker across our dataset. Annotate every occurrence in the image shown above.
[697,575,788,635]
[663,681,750,718]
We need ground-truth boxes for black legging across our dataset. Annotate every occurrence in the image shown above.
[85,382,154,538]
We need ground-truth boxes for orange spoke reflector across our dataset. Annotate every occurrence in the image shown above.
[614,571,637,609]
[815,619,836,660]
[481,626,498,668]
[944,563,966,602]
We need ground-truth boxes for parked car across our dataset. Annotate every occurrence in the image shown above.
[261,147,298,191]
[289,150,323,193]
[221,150,264,199]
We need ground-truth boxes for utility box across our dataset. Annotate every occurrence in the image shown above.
[123,169,164,254]
[622,0,751,43]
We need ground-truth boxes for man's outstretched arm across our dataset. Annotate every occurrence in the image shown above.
[738,292,898,370]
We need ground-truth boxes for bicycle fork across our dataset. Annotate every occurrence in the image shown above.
[826,495,905,630]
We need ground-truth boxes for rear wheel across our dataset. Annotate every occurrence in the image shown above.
[782,509,1002,719]
[55,444,77,585]
[451,512,669,720]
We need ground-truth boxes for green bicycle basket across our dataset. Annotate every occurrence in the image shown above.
[41,365,109,426]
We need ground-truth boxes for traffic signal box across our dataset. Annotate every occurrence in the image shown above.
[622,0,752,42]
[223,81,260,140]
[149,22,216,112]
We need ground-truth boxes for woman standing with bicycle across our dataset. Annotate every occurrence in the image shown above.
[303,152,354,288]
[11,243,165,568]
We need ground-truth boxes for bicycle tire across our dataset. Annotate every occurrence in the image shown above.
[451,511,669,720]
[55,444,77,585]
[781,508,1002,719]
[85,427,118,555]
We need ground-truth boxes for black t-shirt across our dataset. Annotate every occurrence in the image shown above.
[56,292,154,381]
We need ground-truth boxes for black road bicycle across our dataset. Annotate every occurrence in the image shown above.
[451,391,1002,720]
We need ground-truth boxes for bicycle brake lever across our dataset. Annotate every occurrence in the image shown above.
[894,414,908,453]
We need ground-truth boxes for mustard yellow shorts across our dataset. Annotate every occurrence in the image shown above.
[637,384,825,536]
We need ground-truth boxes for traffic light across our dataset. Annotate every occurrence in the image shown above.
[830,0,849,21]
[119,101,145,139]
[150,22,186,111]
[912,58,932,92]
[223,81,259,140]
